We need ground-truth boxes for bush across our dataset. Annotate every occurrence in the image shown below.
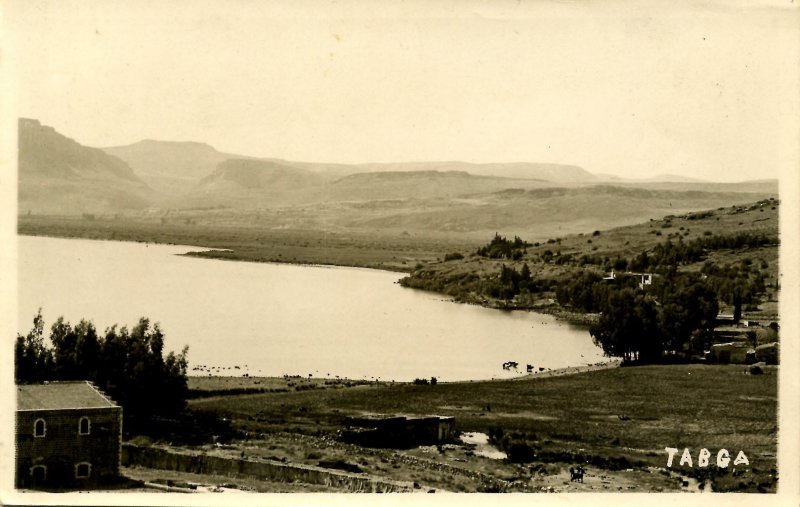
[444,252,464,261]
[506,442,535,463]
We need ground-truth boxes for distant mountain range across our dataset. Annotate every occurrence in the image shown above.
[18,119,152,214]
[595,172,707,183]
[101,138,591,196]
[101,139,233,195]
[18,119,779,238]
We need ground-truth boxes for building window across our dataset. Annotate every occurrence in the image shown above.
[30,465,47,483]
[75,462,91,479]
[33,418,46,438]
[78,416,91,435]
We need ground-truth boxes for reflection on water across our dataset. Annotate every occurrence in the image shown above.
[18,235,606,381]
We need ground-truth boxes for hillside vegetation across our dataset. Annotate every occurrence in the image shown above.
[400,198,779,324]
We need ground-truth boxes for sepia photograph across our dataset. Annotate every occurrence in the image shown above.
[1,0,798,505]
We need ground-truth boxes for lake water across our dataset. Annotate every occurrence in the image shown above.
[17,235,605,382]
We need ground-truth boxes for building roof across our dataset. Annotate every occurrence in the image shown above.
[17,381,119,411]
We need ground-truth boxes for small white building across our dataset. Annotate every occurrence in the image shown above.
[603,270,654,289]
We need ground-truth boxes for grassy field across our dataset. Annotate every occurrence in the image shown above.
[186,375,376,398]
[188,364,777,492]
[17,214,475,272]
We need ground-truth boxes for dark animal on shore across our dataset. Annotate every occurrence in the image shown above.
[526,364,534,372]
[569,466,585,482]
[502,361,519,370]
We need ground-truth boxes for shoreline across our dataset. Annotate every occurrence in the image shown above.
[187,360,623,393]
[18,231,599,325]
[17,230,415,274]
[182,249,412,274]
[509,359,621,381]
[18,231,217,255]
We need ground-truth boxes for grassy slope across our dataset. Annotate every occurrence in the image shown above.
[400,199,779,318]
[189,364,777,492]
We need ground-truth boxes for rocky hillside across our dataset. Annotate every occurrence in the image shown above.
[18,119,153,214]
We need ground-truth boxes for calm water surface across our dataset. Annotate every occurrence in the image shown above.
[18,235,605,381]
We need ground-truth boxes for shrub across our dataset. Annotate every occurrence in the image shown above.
[506,442,535,463]
[444,252,464,261]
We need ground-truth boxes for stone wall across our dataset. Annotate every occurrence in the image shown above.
[122,444,413,492]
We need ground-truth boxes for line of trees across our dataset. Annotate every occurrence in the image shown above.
[15,310,189,420]
[589,274,718,362]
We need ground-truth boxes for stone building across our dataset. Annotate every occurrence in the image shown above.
[16,381,122,489]
[341,414,456,448]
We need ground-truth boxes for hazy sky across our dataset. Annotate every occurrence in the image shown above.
[5,0,799,181]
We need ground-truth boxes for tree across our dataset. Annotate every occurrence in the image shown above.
[555,271,606,312]
[732,289,743,323]
[16,312,189,421]
[15,309,52,383]
[653,271,718,352]
[476,233,530,259]
[50,317,79,379]
[591,273,719,363]
[520,263,532,285]
[590,288,661,362]
[629,251,650,272]
[74,320,101,381]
